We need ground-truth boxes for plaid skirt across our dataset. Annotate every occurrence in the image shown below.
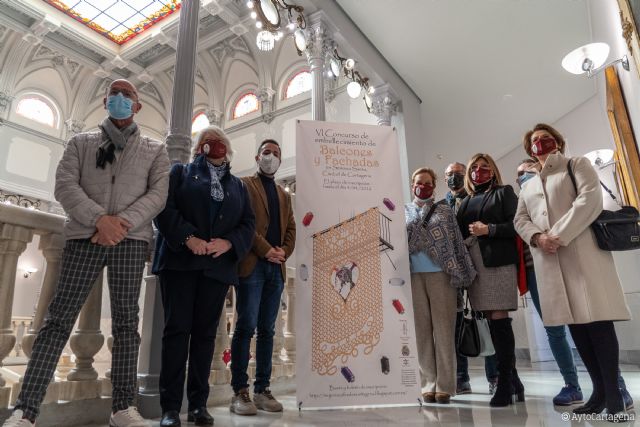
[465,236,518,312]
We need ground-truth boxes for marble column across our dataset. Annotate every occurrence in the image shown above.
[0,224,34,405]
[67,273,104,381]
[271,302,284,379]
[305,24,331,121]
[137,267,163,418]
[210,303,230,385]
[22,233,65,357]
[370,84,398,126]
[283,277,296,376]
[165,0,202,164]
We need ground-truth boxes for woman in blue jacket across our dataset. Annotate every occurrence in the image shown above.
[152,125,255,427]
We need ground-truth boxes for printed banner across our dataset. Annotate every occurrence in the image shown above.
[295,120,421,409]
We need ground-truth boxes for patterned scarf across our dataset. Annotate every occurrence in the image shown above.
[405,199,476,288]
[206,161,227,202]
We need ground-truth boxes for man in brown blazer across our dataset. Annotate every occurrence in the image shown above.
[230,139,295,415]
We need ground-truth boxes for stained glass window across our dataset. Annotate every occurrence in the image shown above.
[16,96,58,128]
[285,71,312,99]
[192,112,209,135]
[232,93,260,119]
[42,1,182,45]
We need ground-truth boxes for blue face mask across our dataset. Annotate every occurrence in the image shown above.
[517,171,536,189]
[106,93,134,120]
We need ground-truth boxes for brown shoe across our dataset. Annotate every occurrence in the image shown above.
[422,392,436,403]
[435,392,451,404]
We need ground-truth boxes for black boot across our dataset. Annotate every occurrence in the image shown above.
[512,355,525,402]
[489,318,515,407]
[569,324,605,414]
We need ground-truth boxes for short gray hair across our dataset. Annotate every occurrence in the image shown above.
[192,125,234,163]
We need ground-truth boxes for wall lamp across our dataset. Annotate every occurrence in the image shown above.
[248,1,376,112]
[562,42,629,78]
[330,49,375,111]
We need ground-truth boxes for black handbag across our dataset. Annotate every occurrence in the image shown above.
[567,159,640,251]
[456,296,494,358]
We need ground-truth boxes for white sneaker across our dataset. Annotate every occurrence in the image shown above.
[109,407,150,427]
[2,410,35,427]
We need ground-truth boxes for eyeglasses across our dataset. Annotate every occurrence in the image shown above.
[109,88,138,100]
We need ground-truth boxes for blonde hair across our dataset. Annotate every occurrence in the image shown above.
[464,153,503,195]
[191,125,234,163]
[411,167,438,187]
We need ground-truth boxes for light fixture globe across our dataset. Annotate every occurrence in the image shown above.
[364,92,373,111]
[330,57,341,77]
[562,42,610,75]
[344,58,355,70]
[347,81,362,98]
[294,29,307,52]
[256,30,275,51]
[255,0,280,31]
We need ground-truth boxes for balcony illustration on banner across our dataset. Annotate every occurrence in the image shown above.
[311,207,394,377]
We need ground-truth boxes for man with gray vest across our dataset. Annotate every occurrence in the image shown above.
[3,79,170,427]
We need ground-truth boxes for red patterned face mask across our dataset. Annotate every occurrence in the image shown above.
[201,140,227,159]
[414,183,434,200]
[471,166,493,185]
[531,136,557,156]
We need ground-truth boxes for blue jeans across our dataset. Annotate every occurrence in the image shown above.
[527,268,580,388]
[231,259,284,393]
[455,311,498,382]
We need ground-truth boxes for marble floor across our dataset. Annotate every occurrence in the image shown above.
[88,363,639,427]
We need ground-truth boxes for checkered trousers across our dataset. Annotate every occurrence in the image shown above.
[14,238,148,420]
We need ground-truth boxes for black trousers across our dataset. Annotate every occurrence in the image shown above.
[568,321,623,411]
[159,270,229,412]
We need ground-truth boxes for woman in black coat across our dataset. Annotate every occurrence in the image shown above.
[456,153,522,408]
[152,125,255,427]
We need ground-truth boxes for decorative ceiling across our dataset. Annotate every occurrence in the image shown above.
[42,0,181,45]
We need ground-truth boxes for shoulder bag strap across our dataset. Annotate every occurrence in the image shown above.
[422,200,445,227]
[567,159,618,204]
[566,159,578,197]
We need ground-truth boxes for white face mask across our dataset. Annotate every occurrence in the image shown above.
[258,153,281,175]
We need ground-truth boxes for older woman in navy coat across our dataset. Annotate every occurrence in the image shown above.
[152,125,255,427]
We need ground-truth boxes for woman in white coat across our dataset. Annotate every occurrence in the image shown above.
[514,123,631,419]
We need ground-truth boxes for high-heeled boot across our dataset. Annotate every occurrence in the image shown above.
[489,318,516,407]
[512,356,525,402]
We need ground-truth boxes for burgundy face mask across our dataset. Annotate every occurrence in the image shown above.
[201,141,227,159]
[471,166,492,185]
[414,183,434,200]
[531,136,557,156]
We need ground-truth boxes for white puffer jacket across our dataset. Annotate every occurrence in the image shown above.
[54,129,170,243]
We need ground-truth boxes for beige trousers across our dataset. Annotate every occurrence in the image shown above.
[410,271,457,395]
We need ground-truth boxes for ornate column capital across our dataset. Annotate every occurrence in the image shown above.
[0,91,14,115]
[258,87,276,124]
[65,119,85,138]
[370,84,399,126]
[204,108,223,127]
[304,24,332,63]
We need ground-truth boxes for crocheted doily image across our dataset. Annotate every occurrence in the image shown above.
[311,208,386,376]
